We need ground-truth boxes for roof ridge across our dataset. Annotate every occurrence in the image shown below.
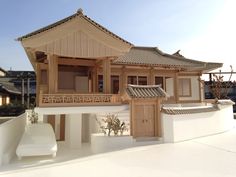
[17,9,133,46]
[128,84,162,88]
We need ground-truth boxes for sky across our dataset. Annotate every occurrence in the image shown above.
[0,0,235,74]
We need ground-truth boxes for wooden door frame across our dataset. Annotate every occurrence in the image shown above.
[130,99,161,138]
[47,114,66,141]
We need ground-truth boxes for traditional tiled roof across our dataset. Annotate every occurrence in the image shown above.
[6,71,35,78]
[0,82,21,94]
[17,9,132,46]
[161,105,219,115]
[126,84,167,99]
[0,67,7,74]
[113,47,222,71]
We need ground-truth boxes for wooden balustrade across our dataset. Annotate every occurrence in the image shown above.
[39,93,122,107]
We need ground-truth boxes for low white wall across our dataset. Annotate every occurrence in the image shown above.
[91,134,133,153]
[65,114,82,148]
[0,113,26,166]
[162,105,234,143]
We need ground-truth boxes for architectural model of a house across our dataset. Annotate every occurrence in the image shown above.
[17,9,225,147]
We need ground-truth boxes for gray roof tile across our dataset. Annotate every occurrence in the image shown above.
[0,81,21,94]
[126,84,167,98]
[161,106,219,115]
[113,47,222,71]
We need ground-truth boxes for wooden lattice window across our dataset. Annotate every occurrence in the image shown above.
[178,78,192,97]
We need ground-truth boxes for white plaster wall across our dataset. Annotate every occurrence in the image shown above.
[35,105,129,115]
[65,114,82,148]
[162,105,234,143]
[179,76,200,101]
[82,114,90,142]
[91,134,133,153]
[0,114,26,166]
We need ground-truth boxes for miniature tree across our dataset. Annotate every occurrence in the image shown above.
[96,114,128,136]
[28,109,38,124]
[203,65,235,100]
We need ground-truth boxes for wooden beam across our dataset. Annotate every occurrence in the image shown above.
[121,66,127,94]
[36,63,41,106]
[174,72,179,103]
[149,67,154,85]
[103,59,111,93]
[58,58,95,66]
[92,65,98,92]
[156,99,162,137]
[47,115,55,132]
[48,55,58,93]
[60,114,65,141]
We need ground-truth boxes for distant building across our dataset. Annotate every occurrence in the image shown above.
[0,67,7,77]
[0,69,36,107]
[0,80,21,106]
[204,81,236,112]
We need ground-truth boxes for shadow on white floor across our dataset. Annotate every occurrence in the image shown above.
[1,121,236,177]
[0,142,93,172]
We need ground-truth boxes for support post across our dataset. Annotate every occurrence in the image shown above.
[92,65,98,93]
[27,77,30,108]
[35,63,41,106]
[174,72,179,103]
[21,79,24,105]
[48,54,58,93]
[121,66,127,94]
[102,59,111,93]
[65,114,82,148]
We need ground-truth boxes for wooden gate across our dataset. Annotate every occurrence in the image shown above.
[131,100,161,138]
[134,105,155,137]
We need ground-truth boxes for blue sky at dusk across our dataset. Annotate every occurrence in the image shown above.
[0,0,234,71]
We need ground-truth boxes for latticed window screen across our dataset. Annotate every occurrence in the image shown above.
[178,78,191,97]
[127,76,147,85]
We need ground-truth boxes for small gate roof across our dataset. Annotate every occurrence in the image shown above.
[126,84,167,99]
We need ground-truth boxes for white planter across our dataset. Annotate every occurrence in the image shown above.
[91,133,133,153]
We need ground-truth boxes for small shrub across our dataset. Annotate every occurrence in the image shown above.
[96,114,128,136]
[28,109,38,124]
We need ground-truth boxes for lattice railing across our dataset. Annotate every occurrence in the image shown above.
[39,93,121,107]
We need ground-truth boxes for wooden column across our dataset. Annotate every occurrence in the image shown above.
[156,99,162,137]
[121,66,127,94]
[174,72,179,103]
[36,63,41,106]
[102,59,111,93]
[48,54,58,93]
[149,67,154,85]
[198,75,203,102]
[92,65,98,93]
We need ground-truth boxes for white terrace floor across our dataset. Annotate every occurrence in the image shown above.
[1,124,236,177]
